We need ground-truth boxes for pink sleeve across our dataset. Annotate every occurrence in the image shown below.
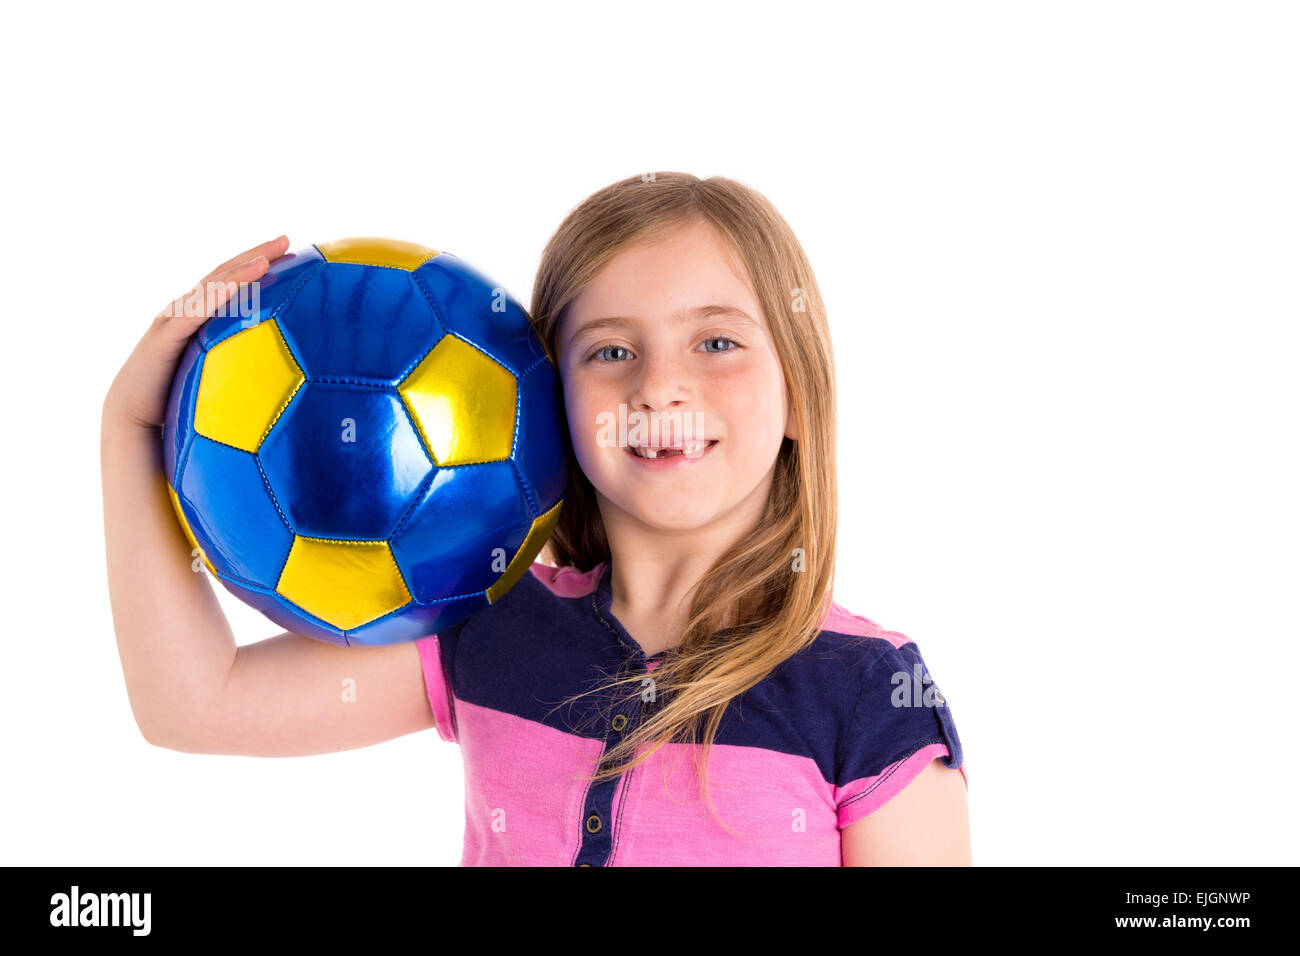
[836,744,967,829]
[414,634,457,743]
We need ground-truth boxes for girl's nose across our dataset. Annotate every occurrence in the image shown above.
[628,351,692,412]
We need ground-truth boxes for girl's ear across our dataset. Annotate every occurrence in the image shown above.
[784,391,799,441]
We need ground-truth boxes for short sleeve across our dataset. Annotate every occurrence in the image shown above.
[414,631,459,744]
[834,639,965,829]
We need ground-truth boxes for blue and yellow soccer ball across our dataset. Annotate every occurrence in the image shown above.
[161,237,569,647]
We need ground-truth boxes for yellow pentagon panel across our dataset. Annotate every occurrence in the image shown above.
[194,320,304,452]
[487,500,563,604]
[276,537,412,631]
[398,336,517,465]
[166,481,218,577]
[315,237,440,271]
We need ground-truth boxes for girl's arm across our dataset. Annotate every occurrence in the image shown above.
[841,760,972,865]
[101,238,436,755]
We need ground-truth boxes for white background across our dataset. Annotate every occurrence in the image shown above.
[1,0,1295,866]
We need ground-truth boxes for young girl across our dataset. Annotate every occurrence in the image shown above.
[102,172,969,867]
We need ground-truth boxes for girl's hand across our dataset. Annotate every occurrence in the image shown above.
[103,235,290,430]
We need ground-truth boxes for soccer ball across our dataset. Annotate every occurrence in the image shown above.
[161,237,569,647]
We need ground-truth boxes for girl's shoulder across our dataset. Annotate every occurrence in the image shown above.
[803,599,965,817]
[818,600,914,649]
[786,598,927,688]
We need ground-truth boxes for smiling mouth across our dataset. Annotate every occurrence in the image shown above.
[626,440,718,460]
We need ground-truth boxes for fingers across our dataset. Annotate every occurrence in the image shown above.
[198,255,271,325]
[201,235,290,286]
[156,250,273,332]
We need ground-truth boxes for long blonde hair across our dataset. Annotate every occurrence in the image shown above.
[530,172,838,825]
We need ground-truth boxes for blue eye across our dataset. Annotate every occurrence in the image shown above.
[701,336,738,353]
[591,345,631,363]
[587,337,740,363]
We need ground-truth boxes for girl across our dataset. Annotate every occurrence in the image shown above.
[102,172,969,866]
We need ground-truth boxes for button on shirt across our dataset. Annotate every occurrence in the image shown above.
[415,560,966,866]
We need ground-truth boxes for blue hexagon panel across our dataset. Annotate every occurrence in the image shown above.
[391,461,533,602]
[275,262,445,385]
[413,254,546,377]
[258,382,434,539]
[178,434,295,586]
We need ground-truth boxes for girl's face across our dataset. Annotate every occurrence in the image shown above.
[556,217,796,539]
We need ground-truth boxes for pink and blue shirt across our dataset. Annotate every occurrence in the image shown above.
[415,559,966,866]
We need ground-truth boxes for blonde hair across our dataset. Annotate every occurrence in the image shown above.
[530,172,838,829]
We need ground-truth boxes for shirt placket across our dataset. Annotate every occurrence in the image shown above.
[574,570,662,867]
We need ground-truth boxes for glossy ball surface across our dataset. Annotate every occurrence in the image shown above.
[162,238,568,646]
